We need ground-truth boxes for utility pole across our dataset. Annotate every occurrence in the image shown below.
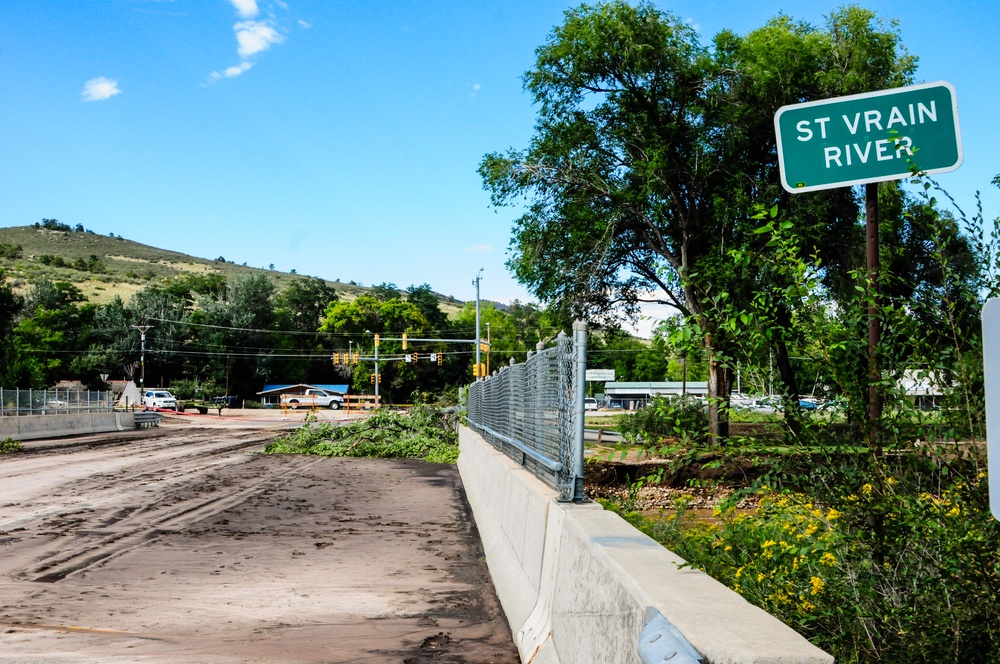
[474,269,482,380]
[131,325,152,392]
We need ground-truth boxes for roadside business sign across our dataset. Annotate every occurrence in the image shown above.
[983,299,1000,521]
[585,369,615,382]
[774,81,962,194]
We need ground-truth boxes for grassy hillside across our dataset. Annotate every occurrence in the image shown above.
[0,225,464,314]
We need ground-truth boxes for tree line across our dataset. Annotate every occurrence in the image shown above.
[0,270,688,402]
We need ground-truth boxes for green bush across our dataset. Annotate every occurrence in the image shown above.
[618,395,707,445]
[607,450,1000,663]
[0,438,23,454]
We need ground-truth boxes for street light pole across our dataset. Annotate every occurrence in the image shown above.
[131,325,152,392]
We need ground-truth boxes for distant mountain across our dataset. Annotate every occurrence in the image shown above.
[0,224,464,313]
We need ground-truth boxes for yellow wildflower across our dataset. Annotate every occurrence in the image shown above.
[810,576,826,596]
[820,552,838,566]
[724,545,732,551]
[800,600,815,612]
[946,506,960,517]
[825,508,840,521]
[804,523,819,537]
[886,477,897,485]
[861,483,873,495]
[757,573,766,582]
[761,540,777,548]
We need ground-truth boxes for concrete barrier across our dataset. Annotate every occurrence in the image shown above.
[0,412,134,441]
[458,425,833,664]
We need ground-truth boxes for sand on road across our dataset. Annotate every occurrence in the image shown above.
[0,428,519,663]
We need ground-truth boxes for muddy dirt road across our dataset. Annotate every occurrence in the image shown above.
[0,428,519,663]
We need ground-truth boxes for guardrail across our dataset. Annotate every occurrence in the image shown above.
[0,389,114,416]
[466,322,588,502]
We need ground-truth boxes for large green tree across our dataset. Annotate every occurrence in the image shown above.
[481,2,921,439]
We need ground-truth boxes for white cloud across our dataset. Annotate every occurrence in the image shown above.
[81,77,122,101]
[208,2,292,83]
[229,0,258,18]
[209,60,254,80]
[684,17,701,32]
[234,20,284,58]
[465,244,493,253]
[297,19,312,28]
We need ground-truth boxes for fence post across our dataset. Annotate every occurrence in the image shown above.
[572,320,588,503]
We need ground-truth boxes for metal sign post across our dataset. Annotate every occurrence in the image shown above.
[983,299,1000,521]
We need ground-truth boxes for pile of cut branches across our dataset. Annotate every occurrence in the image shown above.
[263,407,459,463]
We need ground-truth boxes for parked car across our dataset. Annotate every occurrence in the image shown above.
[142,390,178,410]
[584,397,599,411]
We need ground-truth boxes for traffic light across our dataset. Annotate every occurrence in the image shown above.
[412,352,419,363]
[436,352,443,366]
[352,353,359,365]
[332,353,339,365]
[374,333,380,347]
[370,373,380,384]
[402,333,408,350]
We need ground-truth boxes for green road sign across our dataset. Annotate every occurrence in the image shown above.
[774,81,962,193]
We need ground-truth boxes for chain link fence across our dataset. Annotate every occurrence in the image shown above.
[0,389,115,416]
[467,323,588,502]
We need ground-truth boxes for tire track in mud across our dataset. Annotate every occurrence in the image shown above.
[0,428,521,663]
[0,429,283,582]
[0,430,275,533]
[23,458,325,583]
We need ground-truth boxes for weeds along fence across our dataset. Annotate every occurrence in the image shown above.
[0,389,114,416]
[466,322,588,502]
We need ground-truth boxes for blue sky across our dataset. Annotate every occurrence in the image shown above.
[1,1,997,333]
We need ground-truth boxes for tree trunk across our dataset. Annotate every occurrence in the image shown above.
[706,343,730,443]
[774,336,802,438]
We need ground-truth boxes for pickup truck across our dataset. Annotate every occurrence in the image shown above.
[280,389,345,410]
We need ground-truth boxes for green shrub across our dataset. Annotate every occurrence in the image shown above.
[608,453,1000,663]
[0,438,23,454]
[618,395,707,445]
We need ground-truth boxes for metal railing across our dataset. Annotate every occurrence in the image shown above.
[467,321,588,502]
[0,389,114,416]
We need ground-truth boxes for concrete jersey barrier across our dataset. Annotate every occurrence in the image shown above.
[457,425,834,664]
[0,412,134,441]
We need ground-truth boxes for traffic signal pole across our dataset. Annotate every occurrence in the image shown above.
[373,334,380,408]
[474,269,482,380]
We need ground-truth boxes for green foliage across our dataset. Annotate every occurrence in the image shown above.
[0,437,23,454]
[609,449,1000,663]
[618,395,707,445]
[0,243,23,259]
[37,219,71,232]
[264,407,459,463]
